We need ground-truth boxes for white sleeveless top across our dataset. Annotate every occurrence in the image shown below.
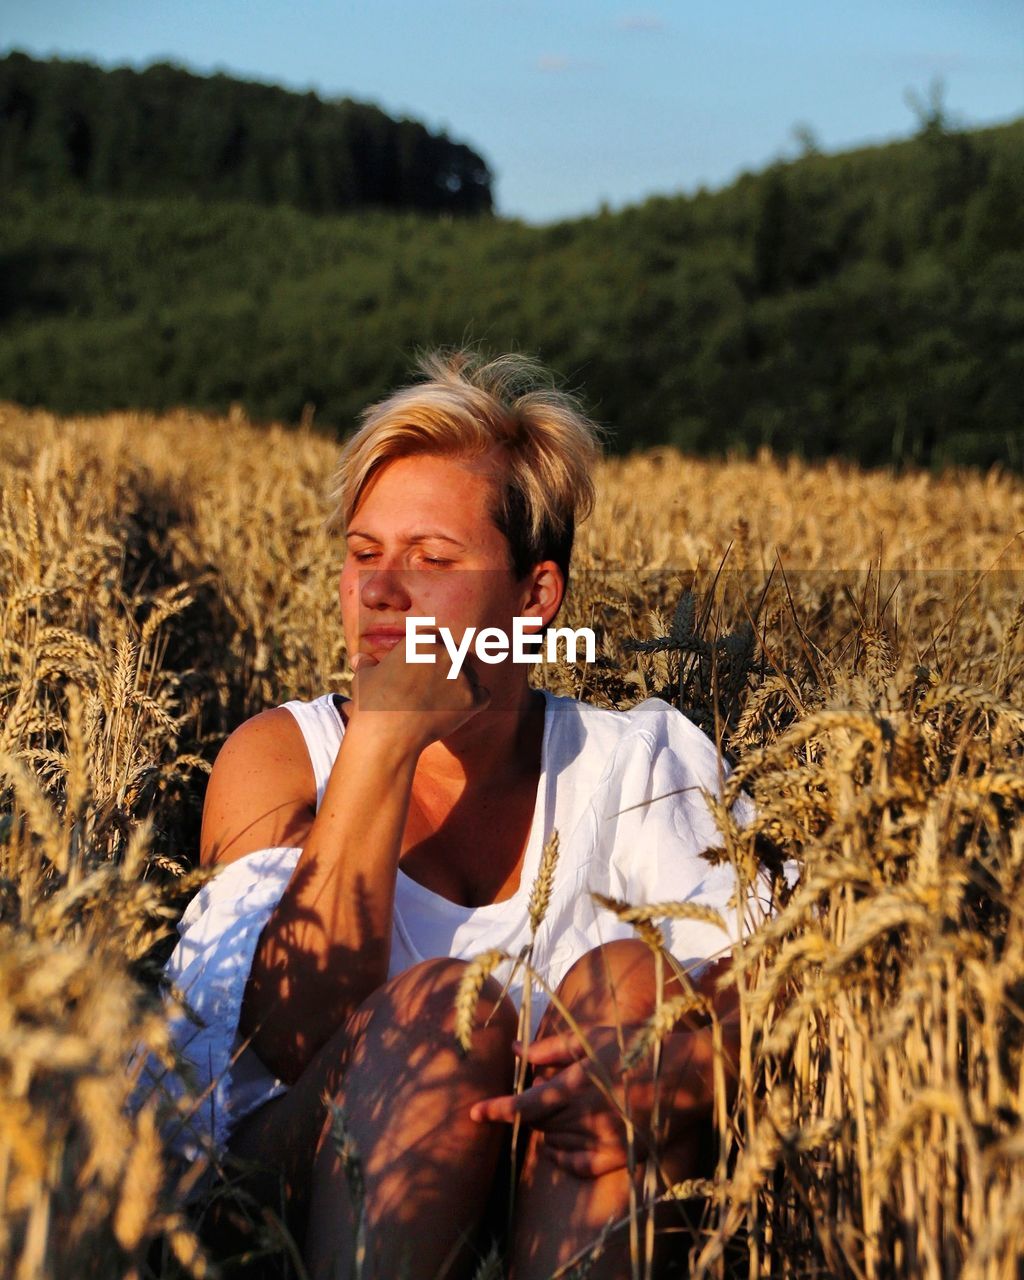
[297,689,560,997]
[129,689,759,1189]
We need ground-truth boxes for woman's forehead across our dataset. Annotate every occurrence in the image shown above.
[356,452,503,512]
[349,453,508,542]
[378,448,502,482]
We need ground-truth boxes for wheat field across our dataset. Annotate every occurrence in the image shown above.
[2,400,1023,1280]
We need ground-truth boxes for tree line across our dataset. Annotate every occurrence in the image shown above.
[0,54,1021,469]
[0,52,493,215]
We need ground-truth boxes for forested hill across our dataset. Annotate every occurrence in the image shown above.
[0,51,493,215]
[0,66,1021,467]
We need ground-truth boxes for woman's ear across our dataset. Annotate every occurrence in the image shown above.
[519,560,565,628]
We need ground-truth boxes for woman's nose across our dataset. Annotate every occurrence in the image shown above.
[359,563,413,610]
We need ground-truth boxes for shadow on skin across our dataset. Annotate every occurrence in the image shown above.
[208,954,518,1280]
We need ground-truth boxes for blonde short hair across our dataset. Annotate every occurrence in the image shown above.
[322,346,608,592]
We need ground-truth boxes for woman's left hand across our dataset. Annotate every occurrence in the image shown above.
[469,1025,651,1179]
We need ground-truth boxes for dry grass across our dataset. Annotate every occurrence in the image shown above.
[1,399,1023,1278]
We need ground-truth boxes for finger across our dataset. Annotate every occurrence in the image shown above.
[514,1032,584,1067]
[350,651,380,672]
[541,1146,626,1180]
[470,1073,577,1126]
[470,1090,553,1126]
[460,658,490,706]
[528,1061,564,1085]
[469,1095,518,1125]
[539,1128,593,1152]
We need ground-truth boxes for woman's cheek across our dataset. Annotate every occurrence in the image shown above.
[416,579,459,623]
[339,565,360,602]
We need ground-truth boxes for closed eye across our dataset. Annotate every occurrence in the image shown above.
[351,551,452,566]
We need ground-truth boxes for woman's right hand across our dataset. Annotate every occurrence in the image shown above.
[345,633,491,757]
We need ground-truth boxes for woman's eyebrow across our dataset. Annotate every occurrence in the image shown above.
[346,527,467,549]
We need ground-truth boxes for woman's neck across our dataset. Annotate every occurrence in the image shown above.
[424,682,546,793]
[338,681,545,794]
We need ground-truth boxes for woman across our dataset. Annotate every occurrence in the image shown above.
[135,347,757,1279]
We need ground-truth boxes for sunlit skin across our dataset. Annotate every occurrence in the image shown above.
[216,448,734,1280]
[333,449,566,908]
[336,447,563,796]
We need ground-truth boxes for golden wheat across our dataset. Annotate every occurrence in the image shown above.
[453,949,509,1054]
[2,401,1024,1278]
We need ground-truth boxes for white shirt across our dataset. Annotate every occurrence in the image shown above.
[128,689,760,1193]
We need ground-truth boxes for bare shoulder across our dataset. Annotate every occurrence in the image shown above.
[199,706,317,869]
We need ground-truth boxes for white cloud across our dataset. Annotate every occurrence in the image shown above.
[534,53,604,73]
[617,12,667,32]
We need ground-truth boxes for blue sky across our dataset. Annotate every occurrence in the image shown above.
[4,0,1022,223]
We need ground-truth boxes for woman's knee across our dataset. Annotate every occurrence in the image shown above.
[370,957,518,1045]
[309,959,518,1168]
[542,939,673,1036]
[326,959,518,1091]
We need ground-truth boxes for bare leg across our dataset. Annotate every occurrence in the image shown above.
[304,957,517,1279]
[222,958,517,1280]
[508,940,708,1280]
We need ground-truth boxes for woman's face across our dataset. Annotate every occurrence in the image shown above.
[338,451,558,673]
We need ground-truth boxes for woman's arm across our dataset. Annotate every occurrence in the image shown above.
[198,708,320,870]
[236,715,422,1084]
[212,644,489,1086]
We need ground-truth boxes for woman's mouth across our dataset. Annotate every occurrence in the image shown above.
[363,629,406,651]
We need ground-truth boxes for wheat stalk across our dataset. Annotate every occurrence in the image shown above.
[453,949,509,1053]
